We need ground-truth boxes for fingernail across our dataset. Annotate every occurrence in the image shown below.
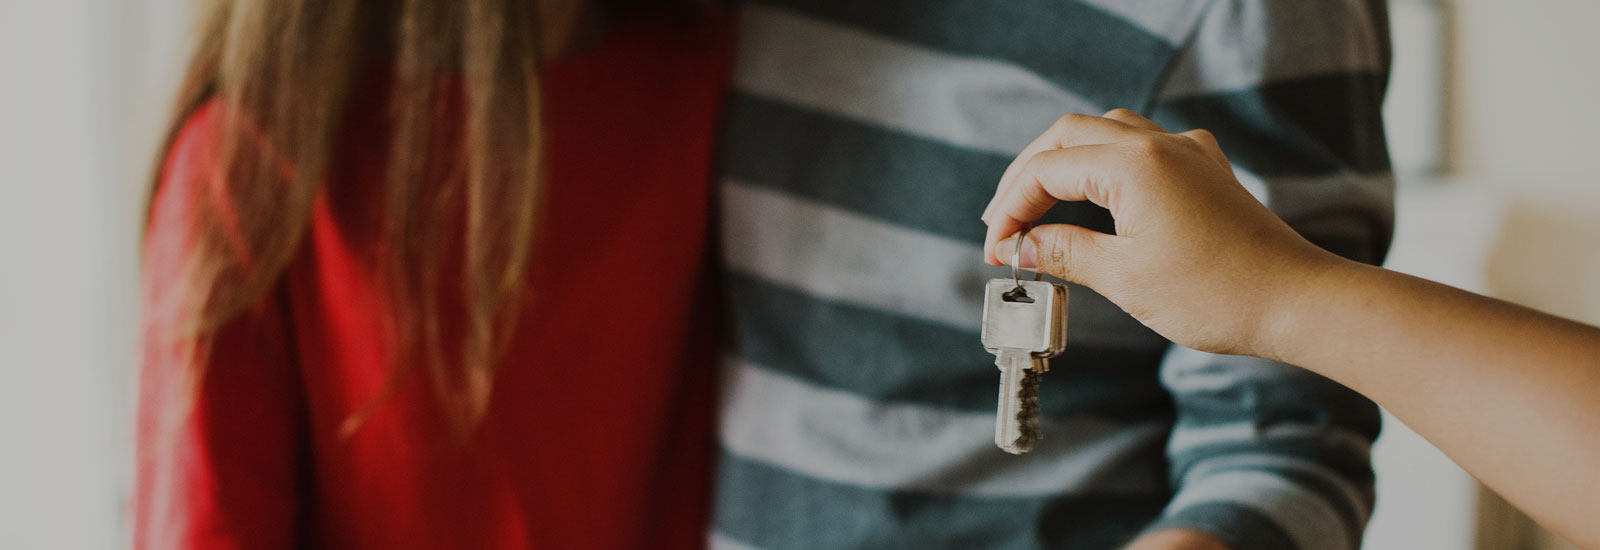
[995,233,1037,269]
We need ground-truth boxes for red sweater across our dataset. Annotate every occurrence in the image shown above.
[135,20,730,549]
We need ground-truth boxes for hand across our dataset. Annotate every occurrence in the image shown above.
[980,109,1346,358]
[980,111,1600,548]
[1122,529,1231,550]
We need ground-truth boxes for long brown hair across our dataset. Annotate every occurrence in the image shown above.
[149,0,546,434]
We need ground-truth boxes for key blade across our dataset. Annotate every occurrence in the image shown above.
[994,350,1042,454]
[1015,358,1045,449]
[995,352,1023,452]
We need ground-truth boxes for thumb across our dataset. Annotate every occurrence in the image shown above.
[994,224,1109,287]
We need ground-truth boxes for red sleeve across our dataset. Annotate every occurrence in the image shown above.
[134,102,306,550]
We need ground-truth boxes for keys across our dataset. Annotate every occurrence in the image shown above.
[981,278,1068,454]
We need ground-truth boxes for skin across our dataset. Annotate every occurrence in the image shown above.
[981,109,1600,549]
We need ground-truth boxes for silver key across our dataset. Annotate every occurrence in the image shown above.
[981,277,1068,454]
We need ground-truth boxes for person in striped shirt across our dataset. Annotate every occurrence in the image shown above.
[713,1,1393,549]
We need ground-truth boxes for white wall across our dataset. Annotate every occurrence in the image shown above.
[1451,0,1600,328]
[1372,1,1600,548]
[0,1,124,548]
[0,0,185,547]
[1450,1,1600,548]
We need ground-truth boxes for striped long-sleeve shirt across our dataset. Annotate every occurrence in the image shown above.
[713,2,1394,549]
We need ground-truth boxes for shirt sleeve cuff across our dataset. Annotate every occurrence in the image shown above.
[1144,501,1301,550]
[1144,468,1364,550]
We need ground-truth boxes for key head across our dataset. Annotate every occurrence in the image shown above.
[980,279,1068,357]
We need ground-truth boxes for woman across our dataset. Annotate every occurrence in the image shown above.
[135,1,729,548]
[982,109,1600,548]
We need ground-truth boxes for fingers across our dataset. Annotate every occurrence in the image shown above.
[981,112,1145,223]
[983,143,1124,265]
[980,109,1233,266]
[994,224,1114,288]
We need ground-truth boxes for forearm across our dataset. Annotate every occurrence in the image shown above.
[1268,259,1600,546]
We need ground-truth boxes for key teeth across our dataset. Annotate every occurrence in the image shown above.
[1007,368,1044,454]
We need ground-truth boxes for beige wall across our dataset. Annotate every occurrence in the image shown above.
[1452,0,1600,325]
[1447,1,1600,548]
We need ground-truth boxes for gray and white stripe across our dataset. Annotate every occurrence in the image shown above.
[708,531,762,550]
[1161,347,1377,460]
[735,6,1097,157]
[1163,469,1354,550]
[721,180,1169,350]
[1157,0,1389,100]
[1184,453,1373,523]
[1244,170,1395,235]
[1167,422,1376,460]
[719,357,1170,496]
[736,5,1390,243]
[1077,0,1212,45]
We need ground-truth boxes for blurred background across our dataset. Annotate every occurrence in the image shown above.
[1,0,1595,548]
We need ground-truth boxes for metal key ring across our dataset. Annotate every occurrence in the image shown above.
[1012,227,1040,287]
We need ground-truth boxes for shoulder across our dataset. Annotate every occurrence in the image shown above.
[154,100,224,209]
[146,100,225,261]
[146,99,298,263]
[153,100,289,212]
[143,99,288,312]
[145,100,245,267]
[143,101,230,330]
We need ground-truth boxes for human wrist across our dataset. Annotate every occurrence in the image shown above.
[1252,248,1358,365]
